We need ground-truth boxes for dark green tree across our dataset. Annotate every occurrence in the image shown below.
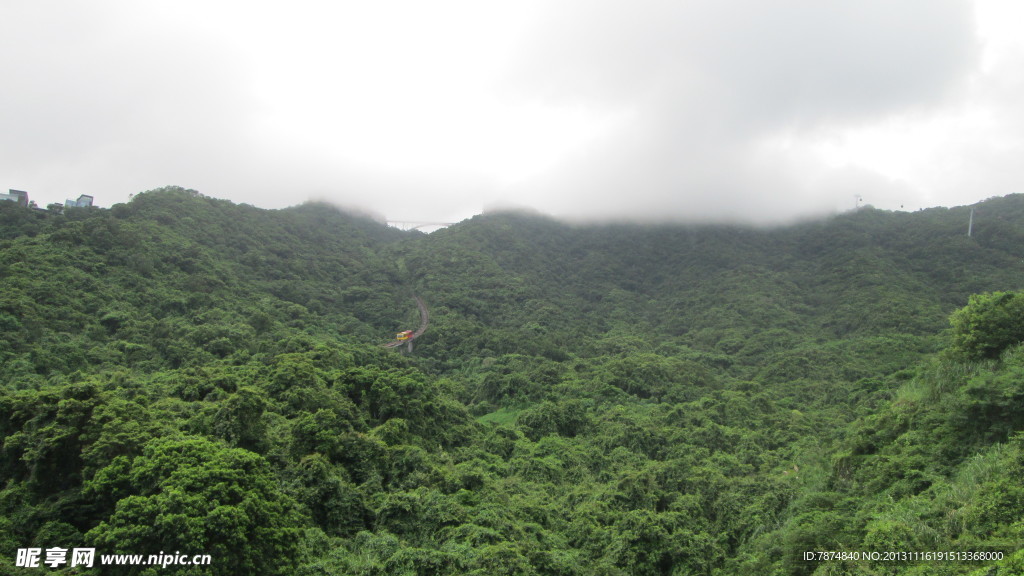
[85,436,304,575]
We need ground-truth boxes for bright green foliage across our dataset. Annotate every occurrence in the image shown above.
[85,436,303,575]
[949,291,1024,361]
[3,189,1024,575]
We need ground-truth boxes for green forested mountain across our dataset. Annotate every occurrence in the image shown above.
[2,186,1023,575]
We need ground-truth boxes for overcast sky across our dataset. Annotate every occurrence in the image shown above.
[3,1,1023,224]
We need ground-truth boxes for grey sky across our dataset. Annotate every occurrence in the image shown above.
[3,1,1021,224]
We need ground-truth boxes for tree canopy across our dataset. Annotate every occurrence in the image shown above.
[3,187,1024,574]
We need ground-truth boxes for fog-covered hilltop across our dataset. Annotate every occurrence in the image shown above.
[2,186,1023,575]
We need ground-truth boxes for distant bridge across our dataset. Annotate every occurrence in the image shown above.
[387,220,455,231]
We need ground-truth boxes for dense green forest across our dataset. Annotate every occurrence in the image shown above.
[2,186,1024,575]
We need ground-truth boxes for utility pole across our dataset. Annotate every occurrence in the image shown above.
[968,207,974,237]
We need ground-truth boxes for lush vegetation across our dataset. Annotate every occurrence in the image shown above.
[2,187,1024,575]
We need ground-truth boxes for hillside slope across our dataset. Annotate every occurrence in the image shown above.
[1,187,1023,575]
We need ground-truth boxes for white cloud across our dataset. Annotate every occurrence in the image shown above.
[3,1,1022,224]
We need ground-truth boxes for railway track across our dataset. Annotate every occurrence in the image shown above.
[383,295,428,350]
